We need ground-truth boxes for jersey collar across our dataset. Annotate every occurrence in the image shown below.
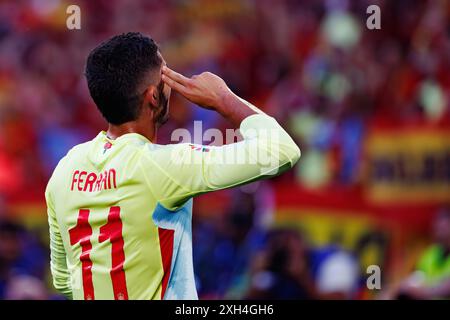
[98,131,152,144]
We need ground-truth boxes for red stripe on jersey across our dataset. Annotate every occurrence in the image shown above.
[158,227,174,299]
[99,206,128,300]
[69,209,95,300]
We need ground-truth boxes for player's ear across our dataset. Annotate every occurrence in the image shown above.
[143,85,158,111]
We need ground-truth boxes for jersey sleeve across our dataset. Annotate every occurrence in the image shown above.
[140,114,300,210]
[46,185,73,299]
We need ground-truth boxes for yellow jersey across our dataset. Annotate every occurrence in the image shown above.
[45,114,300,300]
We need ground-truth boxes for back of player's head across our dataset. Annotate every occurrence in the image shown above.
[85,32,162,125]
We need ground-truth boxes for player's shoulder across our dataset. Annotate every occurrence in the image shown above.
[46,139,95,190]
[139,142,176,165]
[146,141,211,153]
[57,140,94,168]
[142,142,210,163]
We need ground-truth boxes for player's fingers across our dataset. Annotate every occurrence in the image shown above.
[161,74,187,95]
[162,66,190,86]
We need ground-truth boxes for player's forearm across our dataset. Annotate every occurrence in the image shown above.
[239,114,301,170]
[50,245,73,299]
[197,114,300,192]
[214,91,262,128]
[214,89,300,168]
[49,232,73,299]
[50,261,73,299]
[47,203,73,299]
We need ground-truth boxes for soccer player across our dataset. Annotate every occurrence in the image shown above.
[45,32,300,300]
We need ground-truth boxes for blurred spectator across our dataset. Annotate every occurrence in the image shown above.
[395,208,450,300]
[0,219,48,299]
[245,229,317,299]
[310,245,360,299]
[4,275,48,300]
[244,228,361,300]
[194,190,266,298]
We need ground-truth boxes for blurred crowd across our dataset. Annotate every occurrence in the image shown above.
[0,0,449,299]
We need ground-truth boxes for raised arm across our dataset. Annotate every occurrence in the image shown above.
[143,68,301,210]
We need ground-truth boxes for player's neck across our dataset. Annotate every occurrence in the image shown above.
[106,121,157,143]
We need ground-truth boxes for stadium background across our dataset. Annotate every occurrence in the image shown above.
[0,0,449,299]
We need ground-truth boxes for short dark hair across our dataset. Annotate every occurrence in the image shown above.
[85,32,162,125]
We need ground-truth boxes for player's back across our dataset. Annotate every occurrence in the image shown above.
[46,114,301,300]
[46,131,195,300]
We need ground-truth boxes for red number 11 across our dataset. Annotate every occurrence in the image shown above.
[69,206,128,300]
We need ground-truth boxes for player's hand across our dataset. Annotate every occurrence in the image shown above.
[161,66,232,110]
[162,66,259,127]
